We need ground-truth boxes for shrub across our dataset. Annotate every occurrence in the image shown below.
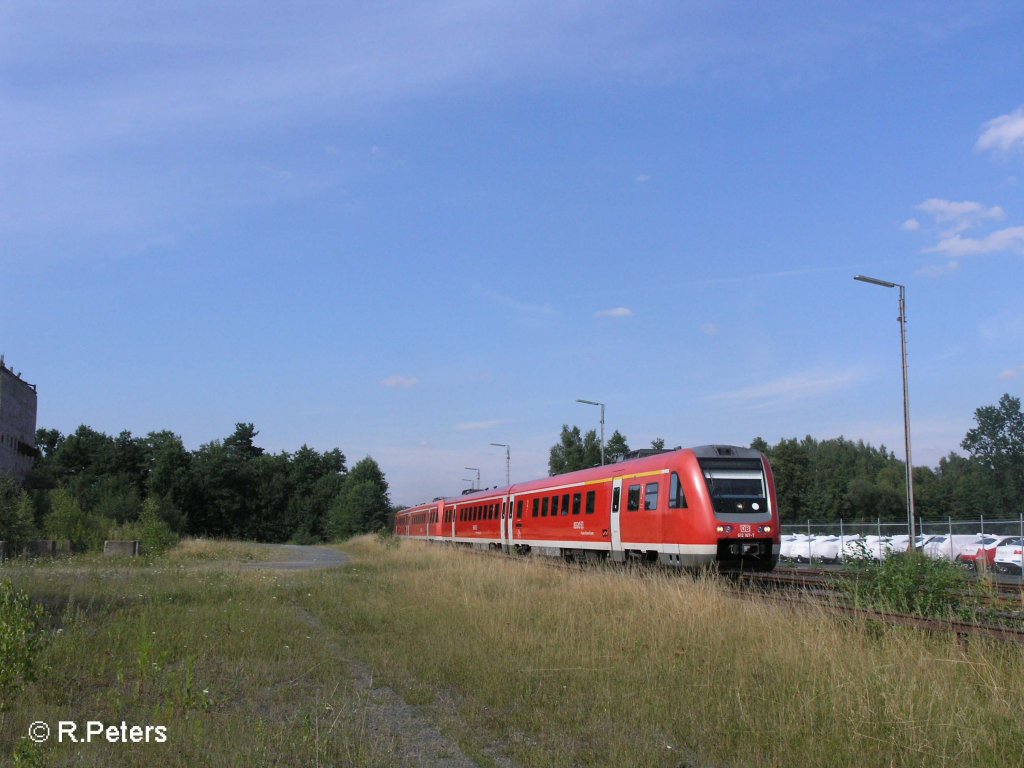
[44,488,109,552]
[0,581,44,712]
[840,551,975,618]
[0,479,37,554]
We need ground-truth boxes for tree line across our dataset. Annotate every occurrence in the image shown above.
[547,394,1024,523]
[0,422,394,554]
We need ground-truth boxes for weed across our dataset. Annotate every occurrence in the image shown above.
[0,581,45,712]
[839,551,977,618]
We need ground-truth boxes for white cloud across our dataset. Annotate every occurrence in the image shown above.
[914,260,961,278]
[901,218,920,231]
[635,174,652,183]
[999,365,1023,381]
[700,322,720,335]
[976,106,1024,155]
[594,307,633,318]
[915,198,1004,236]
[911,198,1023,266]
[924,226,1024,258]
[455,419,504,431]
[381,375,419,389]
[708,369,863,406]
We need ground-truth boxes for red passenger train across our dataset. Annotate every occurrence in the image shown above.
[393,445,779,571]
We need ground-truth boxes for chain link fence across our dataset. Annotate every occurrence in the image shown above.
[779,515,1024,570]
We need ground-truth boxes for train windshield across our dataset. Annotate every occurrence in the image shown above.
[698,458,768,515]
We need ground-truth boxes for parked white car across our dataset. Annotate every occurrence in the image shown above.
[920,534,984,561]
[993,538,1024,574]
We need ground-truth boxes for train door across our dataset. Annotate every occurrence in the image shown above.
[610,477,623,562]
[501,495,513,553]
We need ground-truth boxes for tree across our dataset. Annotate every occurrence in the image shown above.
[962,394,1024,515]
[326,457,389,539]
[549,425,585,475]
[0,477,36,553]
[605,431,631,463]
[44,488,108,551]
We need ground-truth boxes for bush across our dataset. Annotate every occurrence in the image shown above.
[0,581,44,712]
[108,497,179,556]
[44,488,109,552]
[0,478,37,554]
[840,551,975,618]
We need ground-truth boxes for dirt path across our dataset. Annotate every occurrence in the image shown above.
[241,543,349,571]
[238,544,514,765]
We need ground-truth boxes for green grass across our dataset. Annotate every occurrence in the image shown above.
[1,543,397,767]
[3,536,1024,767]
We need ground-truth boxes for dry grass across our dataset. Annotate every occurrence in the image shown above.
[4,537,1024,767]
[305,537,1024,767]
[165,537,281,563]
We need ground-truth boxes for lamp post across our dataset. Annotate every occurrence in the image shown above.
[854,274,916,550]
[464,467,480,490]
[490,443,510,486]
[576,398,605,466]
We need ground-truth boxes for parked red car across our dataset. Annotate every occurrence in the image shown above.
[957,535,1018,570]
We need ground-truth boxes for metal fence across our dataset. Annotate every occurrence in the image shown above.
[778,515,1024,567]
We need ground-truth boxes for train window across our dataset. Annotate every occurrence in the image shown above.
[572,493,581,515]
[586,490,595,514]
[669,473,687,509]
[532,498,539,517]
[489,504,495,520]
[551,495,559,516]
[561,494,570,515]
[517,500,523,518]
[542,497,549,517]
[612,487,620,513]
[627,485,641,511]
[645,483,660,511]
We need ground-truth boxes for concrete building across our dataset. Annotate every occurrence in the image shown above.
[0,355,38,483]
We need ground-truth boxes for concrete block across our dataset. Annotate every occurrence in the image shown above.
[104,540,141,557]
[28,540,57,557]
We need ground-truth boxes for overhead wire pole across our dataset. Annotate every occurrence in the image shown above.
[854,275,916,551]
[464,467,480,490]
[490,443,510,486]
[576,398,605,465]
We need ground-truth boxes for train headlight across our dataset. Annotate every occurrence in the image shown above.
[716,525,734,534]
[759,525,772,534]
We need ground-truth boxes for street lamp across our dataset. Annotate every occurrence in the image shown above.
[854,274,916,550]
[490,443,511,486]
[576,398,605,466]
[464,467,480,490]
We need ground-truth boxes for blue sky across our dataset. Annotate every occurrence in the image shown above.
[3,1,1023,505]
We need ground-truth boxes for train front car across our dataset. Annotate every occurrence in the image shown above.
[680,445,779,572]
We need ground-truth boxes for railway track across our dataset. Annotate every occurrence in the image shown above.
[462,544,1024,643]
[738,566,1024,644]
